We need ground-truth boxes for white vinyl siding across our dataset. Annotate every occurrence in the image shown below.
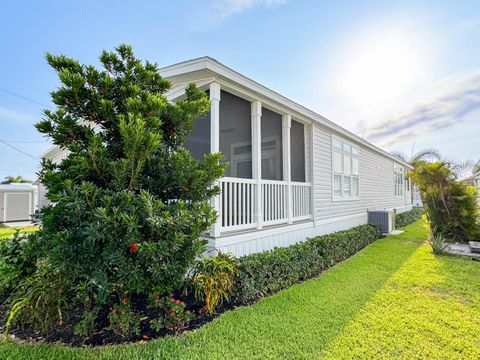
[332,136,359,200]
[313,124,410,224]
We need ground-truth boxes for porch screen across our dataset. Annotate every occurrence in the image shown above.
[290,119,306,182]
[220,91,252,178]
[184,90,210,161]
[261,108,283,181]
[184,113,210,161]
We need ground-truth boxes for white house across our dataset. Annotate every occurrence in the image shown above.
[42,57,413,256]
[466,170,480,203]
[473,174,480,190]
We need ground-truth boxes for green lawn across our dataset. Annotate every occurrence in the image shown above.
[0,225,39,239]
[1,220,479,359]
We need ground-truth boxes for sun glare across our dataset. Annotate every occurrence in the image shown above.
[337,30,429,107]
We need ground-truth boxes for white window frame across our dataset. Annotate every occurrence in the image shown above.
[394,165,404,197]
[332,135,360,201]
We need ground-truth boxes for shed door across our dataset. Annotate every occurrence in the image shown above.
[5,193,31,221]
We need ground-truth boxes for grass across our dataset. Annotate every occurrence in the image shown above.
[0,224,39,239]
[1,220,479,359]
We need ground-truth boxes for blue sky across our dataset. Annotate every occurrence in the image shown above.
[1,0,479,181]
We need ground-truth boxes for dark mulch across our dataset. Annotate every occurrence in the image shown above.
[0,292,235,347]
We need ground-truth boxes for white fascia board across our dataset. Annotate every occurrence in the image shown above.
[40,144,60,159]
[160,57,413,169]
[165,77,215,101]
[159,57,211,79]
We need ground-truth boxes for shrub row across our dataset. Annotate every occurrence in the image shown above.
[232,224,382,305]
[395,207,424,228]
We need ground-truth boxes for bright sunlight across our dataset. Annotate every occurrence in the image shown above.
[337,29,430,107]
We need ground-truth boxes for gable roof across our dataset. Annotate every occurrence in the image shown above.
[159,56,412,169]
[0,183,37,191]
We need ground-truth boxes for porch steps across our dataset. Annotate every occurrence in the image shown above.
[469,241,480,253]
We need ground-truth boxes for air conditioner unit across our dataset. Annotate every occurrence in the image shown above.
[368,209,395,234]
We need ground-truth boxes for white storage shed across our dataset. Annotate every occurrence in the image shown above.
[0,183,38,223]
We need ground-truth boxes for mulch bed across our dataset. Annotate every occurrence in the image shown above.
[0,292,236,347]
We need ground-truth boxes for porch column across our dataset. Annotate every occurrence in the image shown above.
[210,82,221,237]
[252,100,263,230]
[282,114,293,224]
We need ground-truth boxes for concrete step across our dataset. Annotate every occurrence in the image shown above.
[469,241,480,253]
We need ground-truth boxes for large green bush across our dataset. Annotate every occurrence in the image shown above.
[0,232,41,298]
[233,224,382,304]
[409,162,480,242]
[2,45,225,331]
[395,208,424,228]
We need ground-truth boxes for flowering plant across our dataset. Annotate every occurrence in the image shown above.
[149,293,195,332]
[108,298,141,337]
[128,243,139,254]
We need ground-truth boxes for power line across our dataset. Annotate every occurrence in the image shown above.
[0,139,48,144]
[0,139,38,160]
[0,87,52,108]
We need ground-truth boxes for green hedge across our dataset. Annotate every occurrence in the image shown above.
[395,208,424,228]
[232,224,382,305]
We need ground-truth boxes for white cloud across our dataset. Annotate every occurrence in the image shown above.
[208,0,286,23]
[364,70,480,147]
[0,106,37,124]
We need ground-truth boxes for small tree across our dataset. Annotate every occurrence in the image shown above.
[391,148,442,204]
[409,162,480,245]
[23,45,224,323]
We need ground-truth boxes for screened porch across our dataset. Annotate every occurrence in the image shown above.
[184,82,313,236]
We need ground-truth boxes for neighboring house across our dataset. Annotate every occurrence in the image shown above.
[465,170,480,202]
[412,185,423,207]
[0,183,38,223]
[467,172,480,189]
[36,146,69,210]
[42,57,413,256]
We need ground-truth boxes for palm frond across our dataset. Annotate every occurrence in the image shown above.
[410,148,442,165]
[390,150,408,163]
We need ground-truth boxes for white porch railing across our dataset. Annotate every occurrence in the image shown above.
[218,177,312,233]
[262,180,288,226]
[292,182,312,221]
[219,177,256,232]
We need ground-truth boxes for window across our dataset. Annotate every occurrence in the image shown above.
[332,137,359,199]
[334,175,341,196]
[352,177,359,197]
[394,166,404,196]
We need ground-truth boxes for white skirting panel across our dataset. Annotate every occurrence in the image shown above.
[312,213,367,238]
[208,212,369,257]
[395,205,413,214]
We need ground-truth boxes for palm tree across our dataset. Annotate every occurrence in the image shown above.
[0,175,32,184]
[390,148,442,168]
[391,148,442,205]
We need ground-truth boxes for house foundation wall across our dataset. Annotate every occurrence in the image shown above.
[208,204,412,257]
